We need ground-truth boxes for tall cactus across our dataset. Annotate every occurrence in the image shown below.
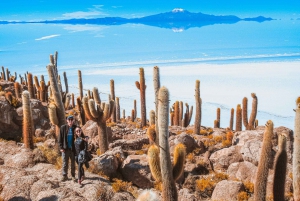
[47,64,66,136]
[179,101,183,127]
[27,73,35,99]
[149,110,155,126]
[1,66,5,80]
[78,70,83,100]
[215,108,220,128]
[242,93,258,130]
[254,120,274,201]
[116,97,120,122]
[194,80,201,134]
[135,68,147,127]
[82,90,114,154]
[184,103,193,127]
[110,79,116,122]
[14,82,21,99]
[63,71,69,94]
[153,66,160,143]
[158,86,178,201]
[229,108,234,130]
[22,91,34,149]
[235,104,242,131]
[293,97,300,201]
[273,133,287,201]
[174,101,179,126]
[133,99,137,120]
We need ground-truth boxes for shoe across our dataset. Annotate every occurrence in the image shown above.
[72,176,76,182]
[78,180,83,187]
[61,175,68,182]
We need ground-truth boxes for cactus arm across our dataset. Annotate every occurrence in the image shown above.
[63,71,68,94]
[135,81,140,90]
[236,104,242,131]
[88,99,99,119]
[93,87,101,105]
[48,103,59,125]
[148,145,162,182]
[27,73,35,99]
[242,97,249,129]
[82,96,96,121]
[172,143,186,181]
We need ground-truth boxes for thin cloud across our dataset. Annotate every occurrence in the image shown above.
[63,25,106,33]
[35,34,60,41]
[62,11,104,19]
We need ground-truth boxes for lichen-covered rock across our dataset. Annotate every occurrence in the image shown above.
[121,154,152,188]
[227,161,257,182]
[211,180,244,201]
[169,133,201,154]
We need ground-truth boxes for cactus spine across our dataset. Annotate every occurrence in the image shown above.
[135,68,147,127]
[293,97,300,201]
[82,90,114,154]
[254,120,274,201]
[194,80,201,134]
[22,91,34,149]
[236,104,242,131]
[273,133,287,201]
[229,108,234,130]
[27,73,35,99]
[158,86,178,201]
[47,65,66,136]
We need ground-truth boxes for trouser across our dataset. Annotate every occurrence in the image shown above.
[62,149,75,177]
[77,162,85,180]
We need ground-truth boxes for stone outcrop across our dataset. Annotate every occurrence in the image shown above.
[211,180,244,201]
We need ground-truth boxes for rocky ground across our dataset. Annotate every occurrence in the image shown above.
[0,80,295,201]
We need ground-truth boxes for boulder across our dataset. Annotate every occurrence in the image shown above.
[227,161,257,182]
[209,146,243,170]
[109,138,149,150]
[169,133,201,154]
[5,148,35,168]
[211,180,244,201]
[178,188,198,201]
[111,192,135,201]
[121,154,152,188]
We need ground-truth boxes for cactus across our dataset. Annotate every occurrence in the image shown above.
[242,93,258,130]
[131,109,135,122]
[254,120,274,201]
[64,93,71,109]
[27,73,35,99]
[149,110,155,126]
[153,66,160,143]
[93,87,101,105]
[71,93,75,108]
[147,125,156,145]
[33,76,47,102]
[6,68,10,81]
[22,91,34,149]
[214,108,220,128]
[78,70,83,100]
[76,97,85,126]
[47,65,66,136]
[236,104,242,131]
[213,120,219,128]
[194,80,201,134]
[116,97,120,122]
[63,72,68,94]
[122,109,125,119]
[135,68,147,127]
[1,66,5,80]
[293,97,300,201]
[179,101,183,127]
[273,133,287,201]
[184,103,193,127]
[170,108,174,126]
[82,90,114,154]
[134,99,137,120]
[110,79,116,122]
[148,145,162,181]
[158,86,179,201]
[172,143,186,181]
[229,108,234,130]
[14,82,21,99]
[5,91,13,104]
[174,101,179,126]
[254,119,259,128]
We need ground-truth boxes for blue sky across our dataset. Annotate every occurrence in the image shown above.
[1,0,300,21]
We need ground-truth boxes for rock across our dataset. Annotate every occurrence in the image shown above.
[35,128,45,137]
[227,161,257,182]
[211,180,244,201]
[90,146,125,178]
[178,188,198,201]
[30,179,59,199]
[169,133,201,154]
[209,146,243,170]
[111,192,135,201]
[82,120,98,138]
[43,139,56,149]
[121,154,153,188]
[109,138,149,150]
[5,148,35,168]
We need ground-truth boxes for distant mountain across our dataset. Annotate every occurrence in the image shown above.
[0,9,274,30]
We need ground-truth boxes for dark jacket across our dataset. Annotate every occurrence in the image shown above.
[58,124,77,151]
[74,137,88,156]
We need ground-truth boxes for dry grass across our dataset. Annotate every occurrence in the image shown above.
[107,122,116,127]
[33,136,46,143]
[37,146,62,169]
[186,129,194,134]
[0,138,7,142]
[154,182,162,192]
[111,178,139,197]
[195,172,229,198]
[243,181,254,194]
[187,153,196,163]
[237,191,249,201]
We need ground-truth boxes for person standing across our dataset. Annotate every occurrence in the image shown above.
[74,126,88,186]
[58,115,77,182]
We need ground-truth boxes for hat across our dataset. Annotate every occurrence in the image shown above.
[67,115,74,120]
